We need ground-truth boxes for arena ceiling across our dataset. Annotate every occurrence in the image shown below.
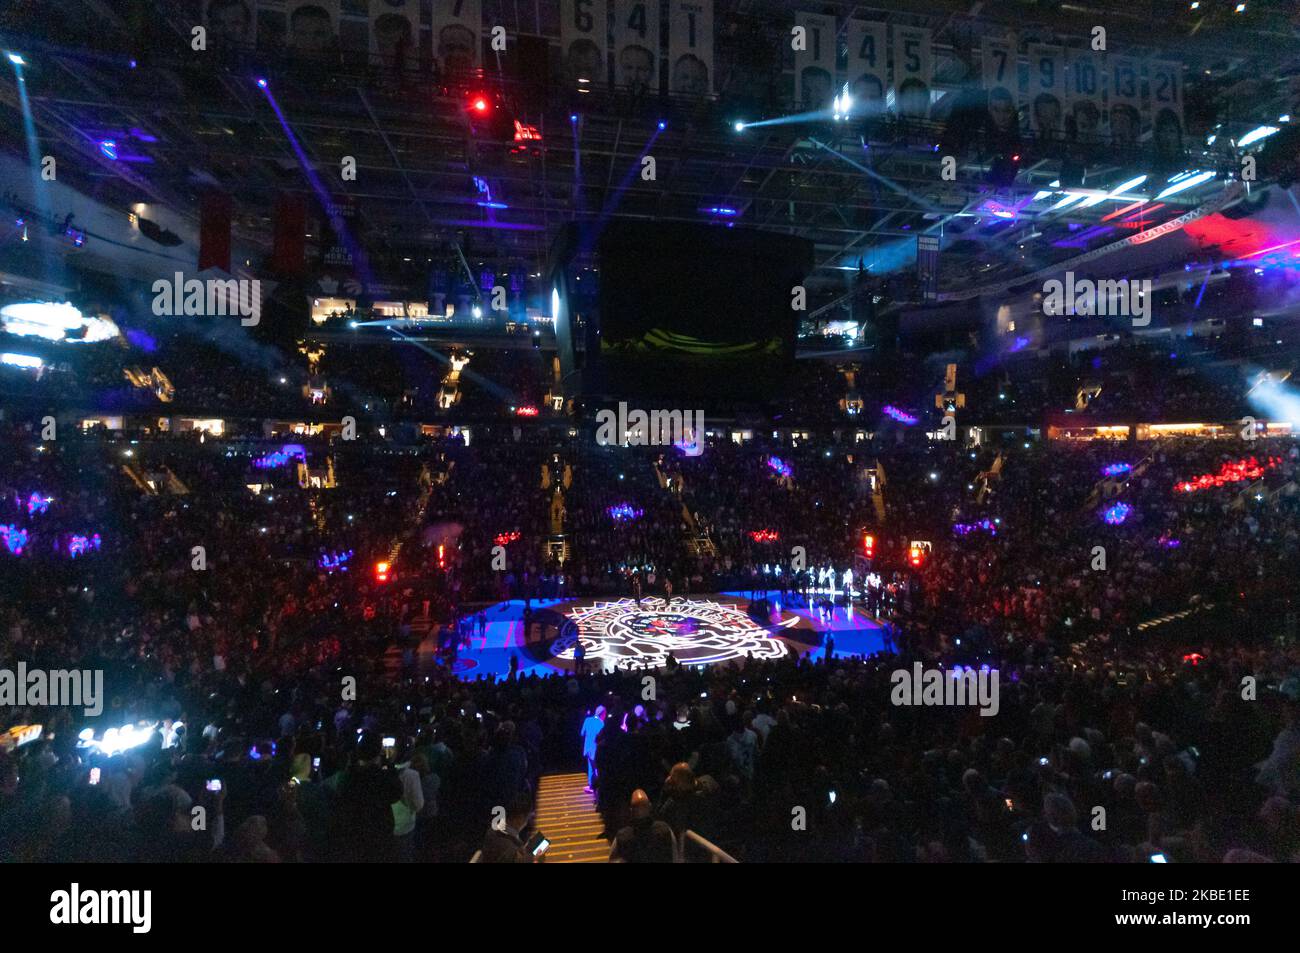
[1,0,1298,315]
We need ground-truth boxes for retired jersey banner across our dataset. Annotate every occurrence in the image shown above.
[1108,55,1142,149]
[430,0,480,76]
[1025,43,1065,140]
[204,0,258,48]
[794,12,837,112]
[561,0,610,86]
[370,0,417,67]
[286,0,338,57]
[1065,50,1103,144]
[891,25,932,120]
[982,34,1019,143]
[613,0,659,93]
[1147,59,1185,159]
[668,0,713,97]
[847,19,888,115]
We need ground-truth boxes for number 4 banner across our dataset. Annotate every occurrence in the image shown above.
[847,20,887,115]
[614,0,659,92]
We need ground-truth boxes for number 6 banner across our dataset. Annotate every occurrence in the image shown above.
[431,0,480,76]
[561,0,609,86]
[668,0,713,97]
[614,0,659,92]
[847,20,887,116]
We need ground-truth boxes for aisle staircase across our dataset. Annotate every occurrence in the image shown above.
[534,773,609,864]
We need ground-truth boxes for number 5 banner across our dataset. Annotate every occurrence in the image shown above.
[561,0,609,86]
[668,0,713,97]
[891,25,932,120]
[614,0,659,92]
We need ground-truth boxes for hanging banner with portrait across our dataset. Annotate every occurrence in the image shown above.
[891,24,932,120]
[981,34,1019,145]
[1108,54,1143,150]
[203,0,259,49]
[430,0,480,77]
[1025,43,1066,141]
[561,0,610,87]
[667,0,714,98]
[613,0,660,93]
[1065,50,1103,145]
[846,19,888,118]
[794,12,837,112]
[286,0,339,60]
[1147,59,1185,163]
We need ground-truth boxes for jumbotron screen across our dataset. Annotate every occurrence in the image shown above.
[594,222,813,402]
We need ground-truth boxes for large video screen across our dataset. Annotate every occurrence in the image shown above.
[594,222,812,403]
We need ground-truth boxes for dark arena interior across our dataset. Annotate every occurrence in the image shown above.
[1,0,1300,916]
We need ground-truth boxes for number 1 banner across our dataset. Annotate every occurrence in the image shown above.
[794,12,837,112]
[668,0,713,97]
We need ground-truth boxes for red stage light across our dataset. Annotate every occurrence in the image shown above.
[515,406,539,417]
[863,534,875,559]
[471,96,489,113]
[374,560,391,583]
[908,545,925,568]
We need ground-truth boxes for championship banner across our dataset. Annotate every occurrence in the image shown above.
[794,11,837,112]
[1026,43,1065,140]
[287,0,338,58]
[431,0,480,76]
[1065,49,1103,144]
[891,24,932,120]
[613,0,659,93]
[203,0,258,48]
[561,0,609,86]
[1108,55,1142,149]
[667,0,713,97]
[1147,59,1185,159]
[371,0,417,67]
[847,19,888,115]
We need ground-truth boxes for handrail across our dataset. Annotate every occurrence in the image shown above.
[681,830,739,864]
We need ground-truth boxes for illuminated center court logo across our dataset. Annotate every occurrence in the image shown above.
[555,597,794,671]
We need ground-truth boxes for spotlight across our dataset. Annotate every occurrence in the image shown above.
[472,97,489,113]
[99,140,118,160]
[256,78,268,88]
[733,121,746,133]
[6,52,25,66]
[570,114,578,123]
[657,120,666,130]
